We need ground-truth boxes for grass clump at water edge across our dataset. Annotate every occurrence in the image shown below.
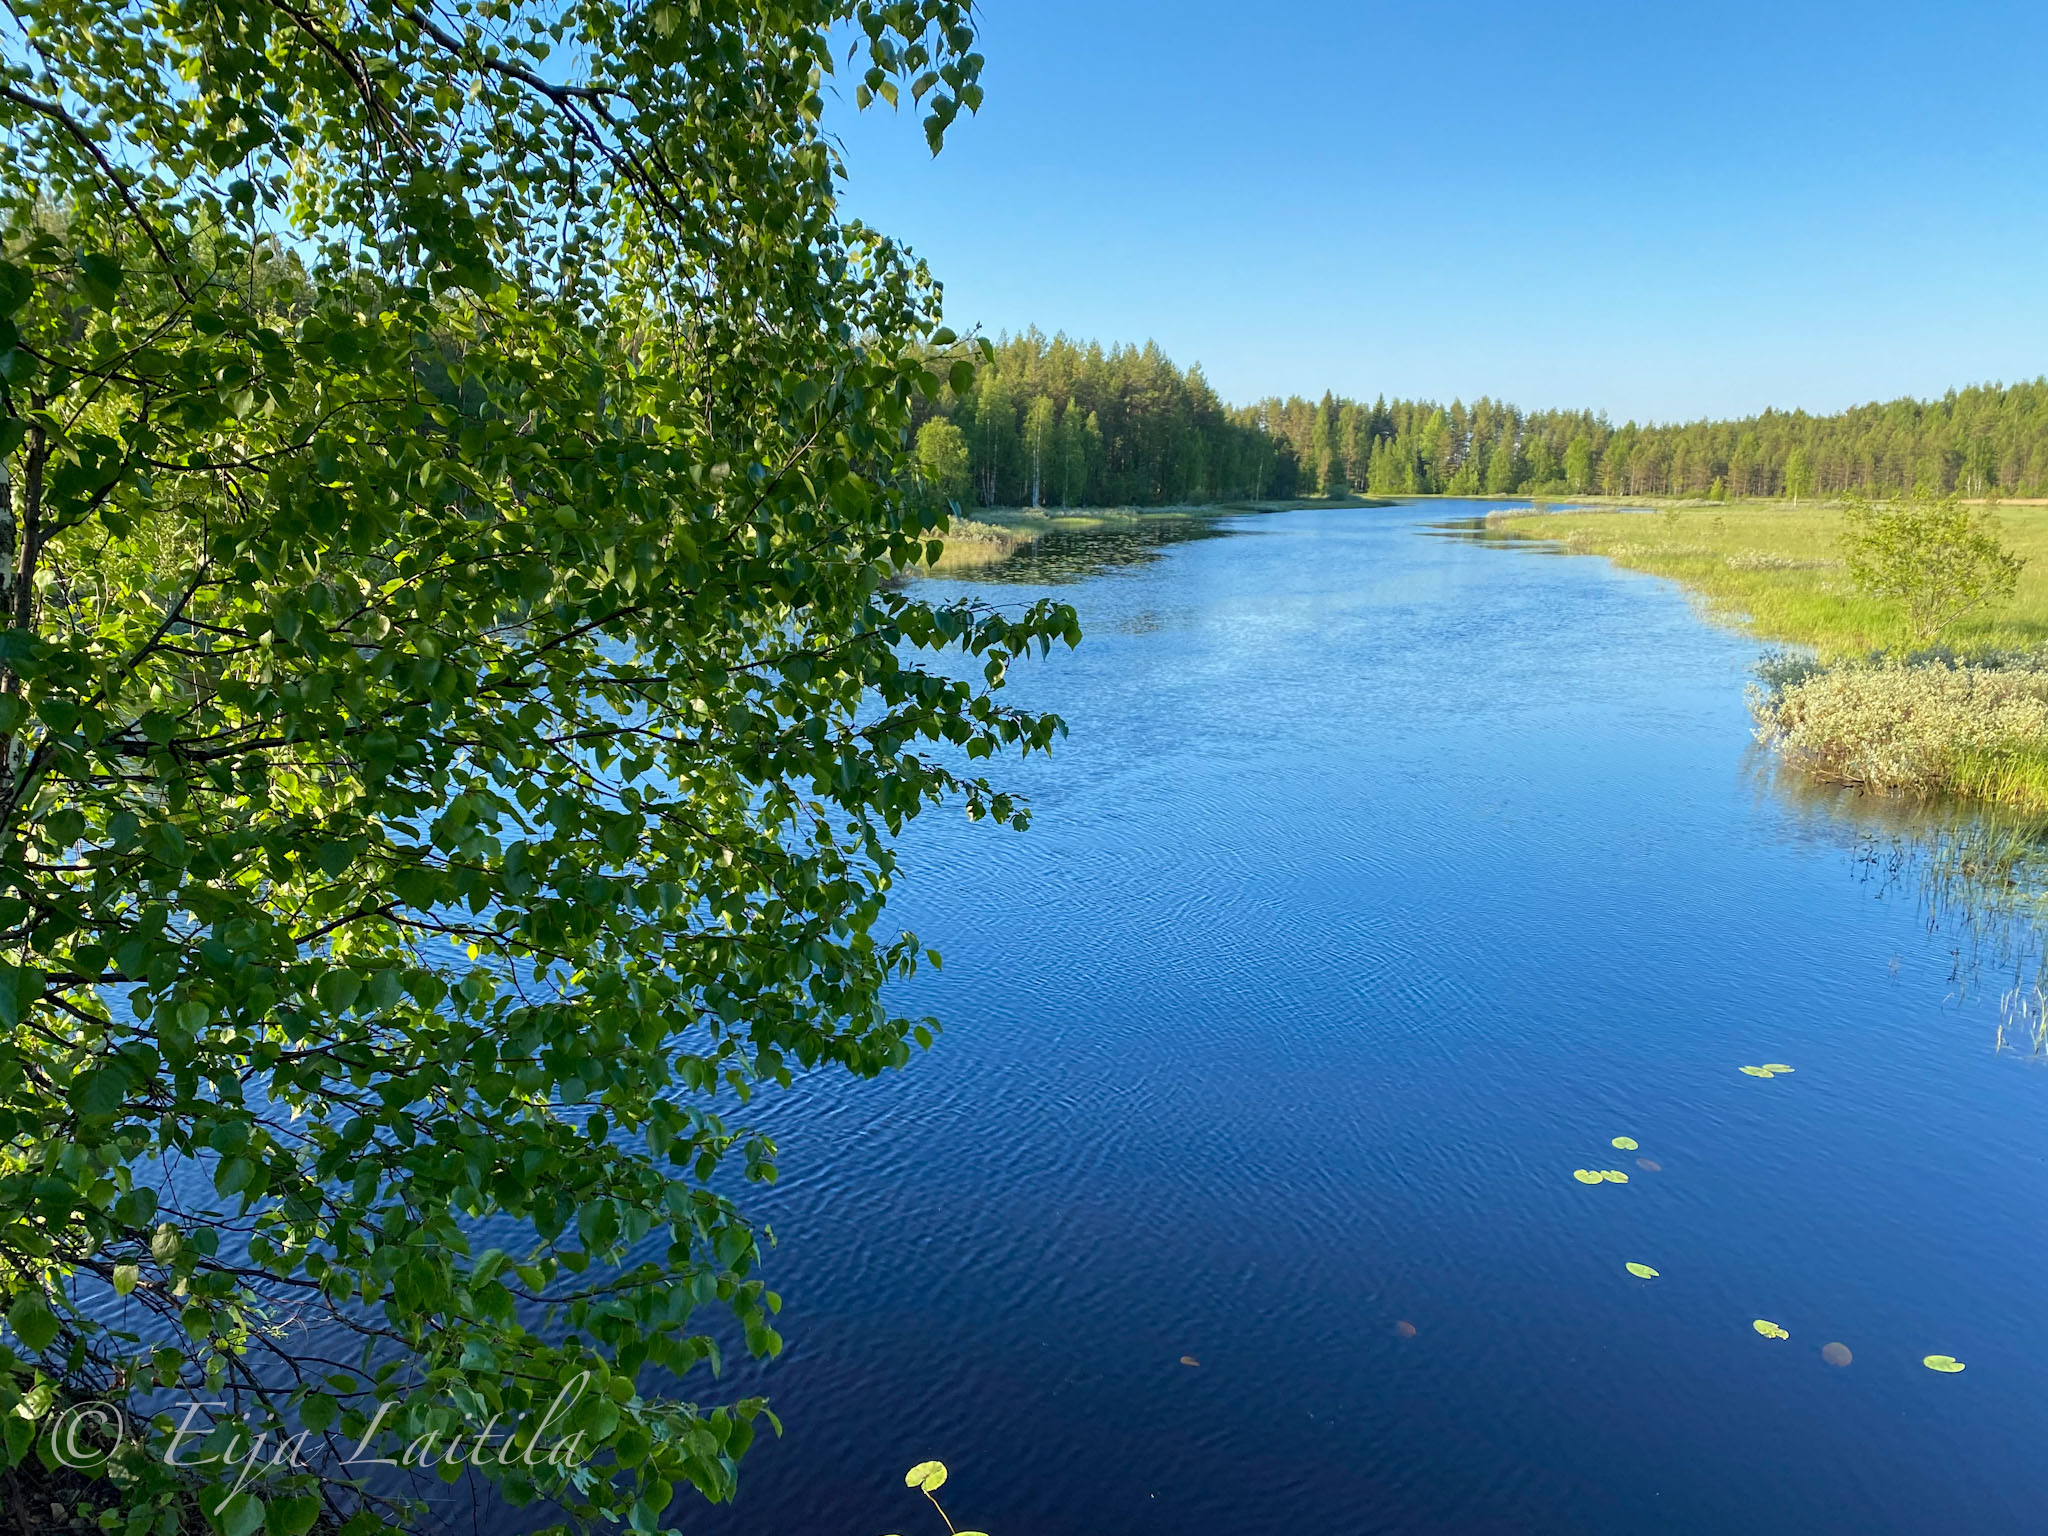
[1752,656,2048,812]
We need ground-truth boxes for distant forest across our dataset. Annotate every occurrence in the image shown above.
[928,330,2048,506]
[919,331,1290,506]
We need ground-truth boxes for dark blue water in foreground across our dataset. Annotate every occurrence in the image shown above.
[683,501,2048,1536]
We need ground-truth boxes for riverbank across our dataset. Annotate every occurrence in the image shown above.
[1489,500,2048,810]
[1491,500,2048,654]
[929,495,1393,570]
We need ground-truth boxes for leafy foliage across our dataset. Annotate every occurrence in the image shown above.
[1841,492,2025,643]
[913,419,971,508]
[0,0,1076,1531]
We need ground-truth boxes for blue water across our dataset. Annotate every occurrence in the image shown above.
[677,501,2048,1536]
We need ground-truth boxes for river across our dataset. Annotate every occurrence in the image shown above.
[659,499,2048,1535]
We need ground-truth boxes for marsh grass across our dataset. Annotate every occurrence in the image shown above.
[1495,501,2048,655]
[921,515,1048,571]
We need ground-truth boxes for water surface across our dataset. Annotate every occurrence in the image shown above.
[684,500,2048,1536]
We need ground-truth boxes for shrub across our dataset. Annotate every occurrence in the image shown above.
[1756,661,2048,804]
[1840,493,2025,644]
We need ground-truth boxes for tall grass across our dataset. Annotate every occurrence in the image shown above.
[1496,501,2048,656]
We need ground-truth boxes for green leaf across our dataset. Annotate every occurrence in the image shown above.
[72,1066,129,1120]
[904,1460,947,1492]
[297,1393,337,1435]
[6,1294,56,1353]
[76,253,123,308]
[1611,1136,1638,1151]
[215,1157,256,1197]
[0,965,44,1027]
[948,360,975,395]
[111,1264,139,1296]
[265,1495,322,1536]
[1753,1319,1789,1340]
[0,260,30,314]
[1922,1354,1966,1373]
[1624,1262,1659,1279]
[217,1490,265,1536]
[2,1413,34,1467]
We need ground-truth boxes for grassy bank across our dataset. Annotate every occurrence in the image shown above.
[1492,500,2048,654]
[925,515,1048,571]
[928,494,1393,570]
[1492,500,2048,811]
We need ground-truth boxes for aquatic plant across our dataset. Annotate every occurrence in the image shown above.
[891,1461,990,1536]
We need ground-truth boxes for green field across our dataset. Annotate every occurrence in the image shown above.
[1494,500,2048,657]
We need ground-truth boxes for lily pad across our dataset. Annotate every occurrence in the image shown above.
[1739,1066,1777,1078]
[1572,1169,1603,1184]
[1761,1063,1794,1073]
[1611,1136,1638,1150]
[1600,1170,1629,1183]
[1180,1355,1199,1366]
[1625,1262,1659,1279]
[1923,1354,1966,1373]
[905,1461,948,1493]
[1753,1319,1789,1339]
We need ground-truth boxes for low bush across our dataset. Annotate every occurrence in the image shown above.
[1755,660,2048,809]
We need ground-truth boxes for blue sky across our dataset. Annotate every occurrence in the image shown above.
[825,0,2048,423]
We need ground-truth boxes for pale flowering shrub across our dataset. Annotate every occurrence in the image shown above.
[1755,661,2048,794]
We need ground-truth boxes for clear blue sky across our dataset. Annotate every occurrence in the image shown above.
[826,0,2048,423]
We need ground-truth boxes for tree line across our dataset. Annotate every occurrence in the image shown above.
[922,334,2048,507]
[1261,382,2048,501]
[913,330,1296,507]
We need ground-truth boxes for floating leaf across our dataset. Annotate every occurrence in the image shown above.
[1625,1263,1659,1279]
[1822,1342,1852,1367]
[1923,1354,1965,1373]
[1611,1137,1638,1151]
[1753,1319,1789,1339]
[1179,1355,1199,1366]
[1572,1169,1603,1184]
[1636,1158,1662,1172]
[1392,1320,1417,1339]
[905,1461,948,1493]
[1600,1170,1629,1183]
[1739,1066,1776,1078]
[1761,1064,1794,1073]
